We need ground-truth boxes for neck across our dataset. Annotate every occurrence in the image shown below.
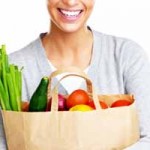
[46,22,92,48]
[42,23,93,69]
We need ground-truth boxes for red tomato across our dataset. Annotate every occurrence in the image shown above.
[66,89,90,109]
[100,101,109,109]
[88,100,95,108]
[111,99,132,108]
[88,100,108,109]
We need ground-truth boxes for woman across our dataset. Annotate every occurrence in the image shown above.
[1,0,150,149]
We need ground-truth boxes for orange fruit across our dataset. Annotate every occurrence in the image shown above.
[69,104,94,112]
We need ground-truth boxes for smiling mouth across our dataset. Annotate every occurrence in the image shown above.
[58,8,83,17]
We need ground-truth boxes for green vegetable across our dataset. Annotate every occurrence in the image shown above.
[0,45,22,111]
[0,79,11,110]
[0,45,11,110]
[29,77,49,112]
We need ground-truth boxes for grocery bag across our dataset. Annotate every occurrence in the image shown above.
[1,67,140,150]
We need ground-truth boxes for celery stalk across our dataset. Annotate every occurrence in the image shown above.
[14,66,21,111]
[9,65,21,111]
[0,45,22,111]
[6,73,18,111]
[0,50,2,77]
[15,70,22,100]
[0,79,6,110]
[0,45,11,110]
[0,79,11,110]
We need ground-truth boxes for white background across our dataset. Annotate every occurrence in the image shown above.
[0,0,150,59]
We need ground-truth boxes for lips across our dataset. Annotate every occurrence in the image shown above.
[58,8,83,21]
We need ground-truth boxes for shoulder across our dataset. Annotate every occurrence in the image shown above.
[9,37,40,60]
[92,29,146,58]
[8,36,43,66]
[93,29,141,48]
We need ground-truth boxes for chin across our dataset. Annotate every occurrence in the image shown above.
[58,23,85,33]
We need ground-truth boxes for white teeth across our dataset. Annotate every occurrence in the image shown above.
[60,9,81,17]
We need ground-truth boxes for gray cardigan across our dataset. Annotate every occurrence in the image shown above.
[0,29,150,149]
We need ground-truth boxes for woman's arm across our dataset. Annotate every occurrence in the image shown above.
[123,42,150,149]
[0,112,7,150]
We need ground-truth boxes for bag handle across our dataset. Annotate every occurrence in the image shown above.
[48,66,92,96]
[48,73,101,111]
[49,66,86,79]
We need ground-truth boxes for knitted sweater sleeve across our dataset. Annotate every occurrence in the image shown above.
[0,112,7,150]
[122,41,150,149]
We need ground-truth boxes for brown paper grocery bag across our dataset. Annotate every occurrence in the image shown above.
[1,69,140,150]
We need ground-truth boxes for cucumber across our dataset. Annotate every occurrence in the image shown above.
[29,77,49,112]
